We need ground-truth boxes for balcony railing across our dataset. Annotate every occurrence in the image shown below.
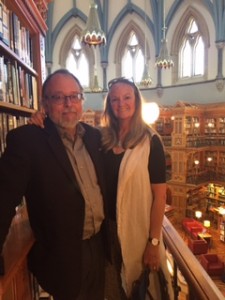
[161,133,225,148]
[162,217,224,300]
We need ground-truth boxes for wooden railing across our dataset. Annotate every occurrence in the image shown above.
[1,207,224,299]
[0,205,35,300]
[162,217,224,300]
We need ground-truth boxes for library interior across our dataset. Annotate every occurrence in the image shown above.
[0,1,225,300]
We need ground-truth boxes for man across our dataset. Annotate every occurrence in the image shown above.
[0,69,106,300]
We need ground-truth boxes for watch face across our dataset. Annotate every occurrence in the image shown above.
[152,238,159,246]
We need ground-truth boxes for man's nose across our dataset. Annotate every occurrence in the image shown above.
[64,97,73,106]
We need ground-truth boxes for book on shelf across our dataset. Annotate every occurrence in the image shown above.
[40,34,46,82]
[1,113,7,153]
[24,72,31,108]
[7,114,15,131]
[6,59,13,103]
[21,26,26,63]
[11,12,20,55]
[9,10,14,51]
[0,56,38,108]
[0,55,4,101]
[2,58,8,102]
[14,61,21,106]
[2,2,9,46]
[32,76,38,110]
[11,62,20,105]
[27,30,33,67]
[0,1,3,40]
[16,115,28,127]
[28,74,33,108]
[0,112,29,156]
[18,65,25,106]
[1,5,33,68]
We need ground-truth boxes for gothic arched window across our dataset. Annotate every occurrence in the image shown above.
[113,20,149,84]
[65,35,90,87]
[179,19,204,78]
[171,8,210,84]
[121,31,144,82]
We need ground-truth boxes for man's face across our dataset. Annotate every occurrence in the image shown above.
[43,74,83,132]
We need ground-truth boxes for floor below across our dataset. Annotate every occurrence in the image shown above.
[167,211,225,298]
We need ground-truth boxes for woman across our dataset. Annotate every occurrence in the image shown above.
[101,77,172,299]
[29,77,172,299]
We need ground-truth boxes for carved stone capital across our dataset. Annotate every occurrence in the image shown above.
[216,79,225,92]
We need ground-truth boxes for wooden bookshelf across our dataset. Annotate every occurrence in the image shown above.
[0,1,49,299]
[0,0,49,157]
[152,102,225,222]
[0,101,35,115]
[220,221,225,243]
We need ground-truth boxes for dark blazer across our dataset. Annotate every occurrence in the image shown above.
[0,117,105,299]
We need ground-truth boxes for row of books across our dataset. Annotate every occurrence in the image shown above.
[0,112,28,156]
[0,56,38,109]
[0,0,33,67]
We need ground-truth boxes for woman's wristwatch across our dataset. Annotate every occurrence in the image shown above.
[148,237,160,246]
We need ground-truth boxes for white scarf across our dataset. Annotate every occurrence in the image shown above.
[117,136,152,295]
[116,136,172,299]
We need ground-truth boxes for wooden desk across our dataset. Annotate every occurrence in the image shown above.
[0,205,35,300]
[198,233,212,247]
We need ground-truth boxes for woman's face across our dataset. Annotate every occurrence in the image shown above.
[109,82,136,121]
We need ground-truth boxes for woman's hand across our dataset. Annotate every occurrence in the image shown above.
[28,111,46,128]
[143,242,160,271]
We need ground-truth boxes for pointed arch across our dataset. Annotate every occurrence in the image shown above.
[171,6,210,84]
[59,25,95,88]
[114,21,150,79]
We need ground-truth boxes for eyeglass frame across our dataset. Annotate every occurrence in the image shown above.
[44,93,84,105]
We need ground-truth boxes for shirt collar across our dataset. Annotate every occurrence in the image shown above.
[56,122,85,143]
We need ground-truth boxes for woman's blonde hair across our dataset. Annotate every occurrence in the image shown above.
[101,78,152,151]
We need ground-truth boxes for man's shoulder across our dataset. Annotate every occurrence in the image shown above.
[7,124,44,142]
[9,124,41,134]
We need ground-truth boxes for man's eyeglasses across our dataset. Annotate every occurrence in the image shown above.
[45,93,84,105]
[108,77,135,89]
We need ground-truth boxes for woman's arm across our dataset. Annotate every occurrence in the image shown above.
[143,182,166,271]
[149,182,166,239]
[143,134,166,270]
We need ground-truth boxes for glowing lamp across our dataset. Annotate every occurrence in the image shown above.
[195,210,202,219]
